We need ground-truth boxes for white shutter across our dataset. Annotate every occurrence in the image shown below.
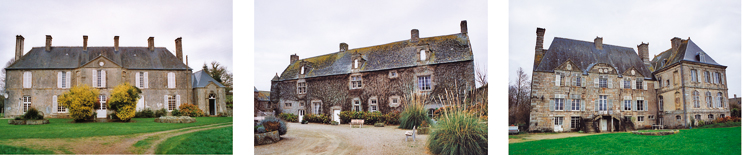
[52,95,58,113]
[144,72,149,88]
[135,72,141,88]
[572,77,577,86]
[631,79,636,89]
[594,78,599,88]
[581,76,586,87]
[643,81,647,90]
[620,79,624,89]
[29,72,32,88]
[697,72,702,83]
[101,70,106,88]
[176,95,181,109]
[555,74,561,87]
[92,70,97,87]
[608,78,613,88]
[66,71,71,88]
[164,95,168,110]
[57,72,62,88]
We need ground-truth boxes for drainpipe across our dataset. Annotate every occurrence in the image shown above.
[680,63,688,127]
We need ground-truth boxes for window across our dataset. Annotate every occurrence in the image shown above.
[554,98,564,111]
[418,76,431,91]
[167,72,175,88]
[666,80,670,87]
[299,110,305,116]
[369,98,378,112]
[575,76,582,87]
[312,102,321,114]
[721,114,726,118]
[623,79,631,89]
[713,72,720,84]
[297,81,307,94]
[599,95,607,111]
[695,115,701,121]
[693,91,700,108]
[420,50,426,61]
[99,95,107,110]
[659,96,664,111]
[648,115,654,119]
[717,92,724,108]
[22,96,31,112]
[300,66,305,74]
[97,70,102,87]
[139,72,145,88]
[599,77,607,88]
[300,102,305,107]
[389,71,398,78]
[554,117,563,125]
[428,109,435,119]
[637,100,644,111]
[23,71,32,88]
[717,72,724,84]
[167,95,176,111]
[638,116,644,122]
[354,59,359,68]
[624,100,631,111]
[676,115,681,120]
[352,99,361,112]
[350,75,362,89]
[658,77,662,88]
[706,92,713,108]
[55,95,66,113]
[704,71,710,83]
[558,73,565,86]
[60,71,67,88]
[673,71,679,85]
[571,116,580,129]
[708,114,714,119]
[636,80,643,89]
[691,69,698,82]
[571,99,581,111]
[135,72,148,88]
[284,102,292,107]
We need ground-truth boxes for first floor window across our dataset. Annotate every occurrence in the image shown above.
[676,115,681,120]
[418,76,431,91]
[637,100,644,111]
[648,115,654,119]
[369,99,378,112]
[720,114,726,118]
[22,96,31,112]
[313,102,321,114]
[624,100,631,111]
[555,98,564,111]
[285,102,292,107]
[297,81,307,94]
[571,99,581,111]
[554,117,563,125]
[353,99,361,112]
[623,79,631,89]
[168,95,176,111]
[690,69,698,82]
[636,80,643,89]
[638,116,644,122]
[599,77,608,88]
[575,76,582,87]
[599,95,607,111]
[570,116,580,129]
[350,75,362,89]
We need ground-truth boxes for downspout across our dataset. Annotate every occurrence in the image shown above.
[680,63,688,127]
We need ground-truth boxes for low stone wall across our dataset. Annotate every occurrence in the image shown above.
[255,131,281,145]
[154,116,196,123]
[631,130,679,136]
[8,119,50,125]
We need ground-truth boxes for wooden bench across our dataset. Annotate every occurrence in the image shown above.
[350,119,364,128]
[405,126,417,142]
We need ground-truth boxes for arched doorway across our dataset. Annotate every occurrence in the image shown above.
[209,93,216,115]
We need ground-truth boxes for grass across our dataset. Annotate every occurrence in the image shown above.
[155,126,232,154]
[0,144,55,154]
[0,117,232,140]
[697,122,741,129]
[510,127,741,155]
[635,129,676,133]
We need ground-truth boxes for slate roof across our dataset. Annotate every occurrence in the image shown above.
[256,91,270,102]
[534,37,653,79]
[650,39,723,72]
[276,33,473,81]
[7,47,189,70]
[192,70,225,88]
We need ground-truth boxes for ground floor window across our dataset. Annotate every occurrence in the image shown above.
[637,116,644,122]
[417,76,431,91]
[554,117,563,126]
[708,114,714,120]
[99,95,107,110]
[167,95,175,111]
[676,115,681,120]
[570,116,580,129]
[299,110,305,116]
[720,114,726,118]
[695,115,701,121]
[312,102,321,114]
[623,100,631,111]
[55,95,66,113]
[352,99,361,112]
[22,96,31,112]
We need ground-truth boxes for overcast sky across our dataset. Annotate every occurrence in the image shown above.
[254,0,488,91]
[510,0,741,98]
[0,0,233,83]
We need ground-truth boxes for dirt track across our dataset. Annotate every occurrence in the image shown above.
[255,122,430,155]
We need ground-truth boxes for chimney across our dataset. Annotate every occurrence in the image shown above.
[460,20,468,34]
[15,35,24,61]
[594,37,603,50]
[148,37,155,51]
[340,43,348,52]
[671,37,681,52]
[186,55,189,66]
[411,29,419,43]
[534,28,546,67]
[114,36,120,51]
[45,35,52,51]
[637,42,650,64]
[290,54,299,64]
[83,35,88,51]
[175,37,183,61]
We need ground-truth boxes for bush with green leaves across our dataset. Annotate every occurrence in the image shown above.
[304,114,330,123]
[331,121,339,125]
[135,109,155,118]
[399,95,432,129]
[21,107,44,120]
[171,109,180,116]
[385,111,401,125]
[155,108,167,117]
[259,116,287,135]
[278,113,298,122]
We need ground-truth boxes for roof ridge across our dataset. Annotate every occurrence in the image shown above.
[553,37,634,49]
[297,33,463,61]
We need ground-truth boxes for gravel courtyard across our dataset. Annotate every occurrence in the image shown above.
[255,122,431,155]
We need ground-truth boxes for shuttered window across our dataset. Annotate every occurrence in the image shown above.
[168,72,176,88]
[23,72,32,88]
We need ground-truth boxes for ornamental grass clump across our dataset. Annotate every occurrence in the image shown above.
[399,94,432,129]
[427,88,488,155]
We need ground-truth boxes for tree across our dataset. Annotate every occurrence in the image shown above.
[58,85,99,121]
[1,58,15,91]
[475,62,487,87]
[509,67,532,129]
[108,83,141,121]
[203,61,233,93]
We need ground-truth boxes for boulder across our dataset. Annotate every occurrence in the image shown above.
[254,131,281,145]
[154,116,197,123]
[8,119,49,125]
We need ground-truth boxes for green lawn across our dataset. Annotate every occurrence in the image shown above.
[155,126,232,154]
[0,117,232,140]
[510,127,741,155]
[0,144,54,154]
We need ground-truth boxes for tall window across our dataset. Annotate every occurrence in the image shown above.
[717,92,724,108]
[297,81,307,94]
[369,98,378,112]
[624,100,631,111]
[570,116,580,129]
[354,59,359,68]
[55,95,66,113]
[708,114,714,119]
[554,98,564,111]
[658,77,663,88]
[693,91,700,108]
[706,92,713,108]
[97,69,102,87]
[695,115,701,121]
[61,72,67,88]
[637,100,644,111]
[554,116,563,126]
[599,77,607,88]
[636,80,643,89]
[23,71,32,88]
[167,72,176,88]
[136,72,147,88]
[599,95,607,111]
[350,75,363,89]
[571,99,581,111]
[715,72,723,84]
[168,95,176,111]
[312,102,321,114]
[575,76,582,87]
[659,96,664,111]
[99,95,107,110]
[353,99,361,112]
[690,69,698,82]
[623,79,631,89]
[638,116,644,122]
[673,71,679,85]
[418,76,431,91]
[420,50,426,61]
[704,71,710,83]
[300,66,305,74]
[22,96,31,112]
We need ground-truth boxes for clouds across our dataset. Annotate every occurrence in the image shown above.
[510,0,741,97]
[254,0,488,90]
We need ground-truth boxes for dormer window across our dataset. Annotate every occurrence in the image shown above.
[354,59,359,68]
[389,70,398,78]
[420,50,427,60]
[300,66,305,74]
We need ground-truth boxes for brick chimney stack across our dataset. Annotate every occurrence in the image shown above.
[15,35,24,61]
[114,36,120,51]
[175,37,183,61]
[83,35,88,51]
[411,29,419,43]
[671,37,681,52]
[290,54,299,64]
[45,35,52,51]
[638,42,649,65]
[460,20,468,34]
[534,28,546,67]
[148,37,155,51]
[594,37,603,50]
[340,43,348,52]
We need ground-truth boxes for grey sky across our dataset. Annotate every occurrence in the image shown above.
[0,0,233,86]
[509,0,741,98]
[254,0,488,91]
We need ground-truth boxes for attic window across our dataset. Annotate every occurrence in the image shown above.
[300,66,305,74]
[389,70,398,78]
[420,50,427,61]
[354,59,359,68]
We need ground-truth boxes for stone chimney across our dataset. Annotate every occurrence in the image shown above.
[175,37,183,61]
[638,42,649,64]
[114,36,120,51]
[15,35,24,61]
[594,37,603,50]
[186,55,189,66]
[340,43,348,52]
[290,54,299,64]
[460,20,468,34]
[83,35,88,51]
[148,37,155,51]
[411,29,419,43]
[671,37,681,52]
[45,35,52,51]
[534,28,546,67]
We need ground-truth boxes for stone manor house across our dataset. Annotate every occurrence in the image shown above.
[270,21,476,123]
[529,28,730,132]
[4,35,227,118]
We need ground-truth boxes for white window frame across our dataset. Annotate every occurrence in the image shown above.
[352,99,361,112]
[695,114,701,121]
[135,72,148,89]
[704,71,710,83]
[599,77,607,88]
[635,79,643,89]
[638,116,644,122]
[428,109,435,118]
[575,76,582,87]
[690,69,698,82]
[55,95,66,113]
[23,71,32,88]
[22,96,31,112]
[554,116,563,125]
[297,81,307,94]
[571,99,580,111]
[599,95,607,111]
[354,59,359,68]
[420,50,426,61]
[350,75,363,89]
[418,75,432,91]
[717,92,724,108]
[708,114,714,119]
[312,102,321,114]
[624,100,631,111]
[99,95,107,110]
[554,98,564,111]
[706,92,713,108]
[167,95,176,111]
[369,97,378,112]
[637,100,644,111]
[167,72,176,89]
[300,66,305,74]
[693,91,700,108]
[623,79,631,89]
[570,116,580,129]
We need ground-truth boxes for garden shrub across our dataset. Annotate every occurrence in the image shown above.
[260,116,287,135]
[331,121,339,125]
[427,110,487,155]
[22,107,44,120]
[257,126,266,133]
[418,127,430,134]
[278,113,298,122]
[364,111,384,125]
[107,83,141,122]
[178,103,205,117]
[384,111,401,125]
[399,95,431,129]
[304,114,329,123]
[171,109,180,116]
[136,109,155,118]
[155,108,167,117]
[58,85,99,122]
[301,120,309,124]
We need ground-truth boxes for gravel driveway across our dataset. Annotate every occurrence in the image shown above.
[255,122,431,155]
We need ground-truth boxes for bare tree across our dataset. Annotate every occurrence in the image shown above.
[475,62,487,87]
[1,58,15,91]
[509,67,531,129]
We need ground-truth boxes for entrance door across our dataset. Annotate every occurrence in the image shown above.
[97,95,107,118]
[209,99,216,115]
[600,119,608,131]
[333,110,341,123]
[298,110,304,122]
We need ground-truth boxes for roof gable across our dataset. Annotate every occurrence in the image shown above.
[192,70,225,88]
[651,39,723,71]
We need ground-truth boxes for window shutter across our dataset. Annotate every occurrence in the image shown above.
[135,72,140,88]
[631,79,636,89]
[66,72,71,88]
[643,81,647,90]
[176,95,181,109]
[697,72,702,83]
[572,77,577,86]
[644,101,648,111]
[29,72,32,88]
[594,100,598,111]
[581,100,585,111]
[721,74,724,84]
[92,70,97,87]
[608,78,613,88]
[101,70,106,88]
[555,74,560,87]
[621,101,625,111]
[582,76,586,87]
[632,100,637,111]
[164,95,168,110]
[608,100,613,111]
[172,73,176,88]
[52,95,58,113]
[57,72,62,88]
[566,99,571,111]
[594,78,599,88]
[620,79,624,89]
[549,100,554,111]
[144,72,149,88]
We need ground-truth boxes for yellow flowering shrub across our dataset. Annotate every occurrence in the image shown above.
[108,83,141,122]
[58,85,99,122]
[178,103,204,117]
